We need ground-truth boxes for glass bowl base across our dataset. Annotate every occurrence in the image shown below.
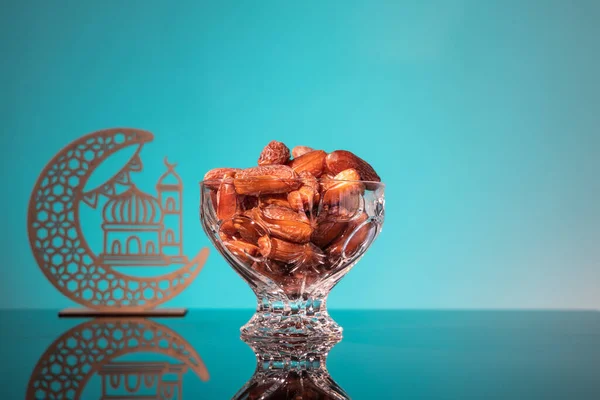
[240,310,343,341]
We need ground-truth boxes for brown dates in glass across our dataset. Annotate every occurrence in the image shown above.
[204,140,381,298]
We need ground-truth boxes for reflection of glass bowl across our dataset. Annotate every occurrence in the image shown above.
[200,177,385,339]
[233,337,349,399]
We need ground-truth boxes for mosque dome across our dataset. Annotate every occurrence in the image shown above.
[103,185,162,224]
[157,158,182,187]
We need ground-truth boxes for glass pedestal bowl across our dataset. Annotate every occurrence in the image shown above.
[200,177,384,340]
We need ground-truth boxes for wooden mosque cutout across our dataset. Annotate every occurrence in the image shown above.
[27,128,209,317]
[98,159,188,267]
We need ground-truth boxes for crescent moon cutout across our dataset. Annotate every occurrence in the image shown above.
[28,128,208,310]
[26,318,209,399]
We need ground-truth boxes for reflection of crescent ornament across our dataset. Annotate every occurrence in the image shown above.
[27,128,208,310]
[26,318,209,399]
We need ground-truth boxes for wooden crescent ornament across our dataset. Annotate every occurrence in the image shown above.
[27,128,208,311]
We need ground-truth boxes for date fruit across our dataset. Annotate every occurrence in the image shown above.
[310,215,348,248]
[325,150,380,187]
[249,205,312,243]
[327,213,373,258]
[320,168,364,220]
[292,145,314,158]
[258,193,292,208]
[288,185,317,213]
[216,175,237,220]
[288,150,326,177]
[234,165,301,195]
[203,167,242,188]
[223,239,260,264]
[258,236,324,269]
[258,140,290,166]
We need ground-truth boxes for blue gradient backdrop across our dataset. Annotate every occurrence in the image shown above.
[1,0,598,310]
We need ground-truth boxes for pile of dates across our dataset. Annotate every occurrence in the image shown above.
[203,141,381,295]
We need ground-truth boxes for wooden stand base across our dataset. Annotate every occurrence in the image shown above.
[58,308,188,318]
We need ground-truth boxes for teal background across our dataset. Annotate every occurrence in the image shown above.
[1,0,598,310]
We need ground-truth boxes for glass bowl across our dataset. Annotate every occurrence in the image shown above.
[200,177,385,339]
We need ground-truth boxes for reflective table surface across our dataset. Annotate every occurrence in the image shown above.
[1,310,598,399]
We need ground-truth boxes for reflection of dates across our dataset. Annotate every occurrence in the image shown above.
[234,337,350,400]
[246,370,343,400]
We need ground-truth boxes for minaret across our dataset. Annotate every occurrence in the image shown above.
[156,158,188,264]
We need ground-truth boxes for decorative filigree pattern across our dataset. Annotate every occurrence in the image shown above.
[26,318,209,400]
[27,128,208,310]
